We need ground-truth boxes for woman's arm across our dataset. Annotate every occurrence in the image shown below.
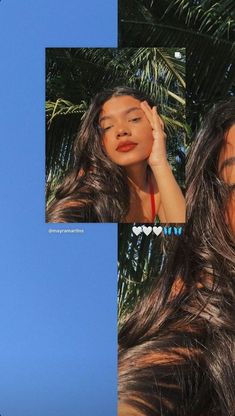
[152,162,185,223]
[141,102,186,223]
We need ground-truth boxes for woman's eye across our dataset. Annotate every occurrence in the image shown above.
[130,117,141,123]
[102,125,112,131]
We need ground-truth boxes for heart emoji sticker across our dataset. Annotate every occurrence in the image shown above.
[142,226,152,236]
[153,226,163,236]
[132,226,142,236]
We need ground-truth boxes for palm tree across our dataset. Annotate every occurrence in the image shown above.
[119,0,235,131]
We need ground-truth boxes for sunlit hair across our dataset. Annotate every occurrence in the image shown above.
[46,86,154,222]
[118,98,235,416]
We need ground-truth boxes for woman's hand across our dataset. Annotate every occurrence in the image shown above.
[141,101,186,223]
[140,101,168,168]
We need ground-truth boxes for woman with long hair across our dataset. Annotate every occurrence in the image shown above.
[46,86,185,223]
[118,98,235,416]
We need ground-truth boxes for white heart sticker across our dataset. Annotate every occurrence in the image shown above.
[142,226,152,236]
[132,226,142,236]
[153,226,163,236]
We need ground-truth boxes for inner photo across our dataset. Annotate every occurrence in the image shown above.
[46,48,186,224]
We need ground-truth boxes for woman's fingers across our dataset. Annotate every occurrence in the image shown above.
[141,102,168,168]
[152,106,165,137]
[140,101,154,128]
[153,106,164,129]
[140,101,165,135]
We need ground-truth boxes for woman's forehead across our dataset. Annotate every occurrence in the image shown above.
[226,123,235,143]
[99,95,142,122]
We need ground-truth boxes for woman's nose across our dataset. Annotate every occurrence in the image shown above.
[116,124,131,138]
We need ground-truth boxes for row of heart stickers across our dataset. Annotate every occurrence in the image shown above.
[132,226,162,236]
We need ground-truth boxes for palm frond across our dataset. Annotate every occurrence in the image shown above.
[46,99,88,126]
[119,0,235,131]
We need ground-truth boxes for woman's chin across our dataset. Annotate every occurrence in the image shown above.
[111,154,150,167]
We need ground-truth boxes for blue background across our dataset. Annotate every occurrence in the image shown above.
[0,1,117,415]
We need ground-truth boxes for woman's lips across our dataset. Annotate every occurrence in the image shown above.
[116,142,137,152]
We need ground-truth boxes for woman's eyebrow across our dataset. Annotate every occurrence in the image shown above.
[125,106,142,115]
[99,115,112,123]
[99,107,142,123]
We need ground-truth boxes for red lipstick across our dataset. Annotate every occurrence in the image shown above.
[116,141,137,152]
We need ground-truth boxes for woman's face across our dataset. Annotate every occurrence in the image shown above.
[219,124,235,233]
[99,95,154,166]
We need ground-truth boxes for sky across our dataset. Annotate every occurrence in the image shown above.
[0,1,117,415]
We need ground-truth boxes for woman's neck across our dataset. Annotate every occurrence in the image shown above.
[125,162,149,192]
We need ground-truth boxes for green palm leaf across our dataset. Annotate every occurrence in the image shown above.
[119,0,235,132]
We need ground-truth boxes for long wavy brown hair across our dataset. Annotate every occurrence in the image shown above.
[118,98,235,416]
[46,86,154,223]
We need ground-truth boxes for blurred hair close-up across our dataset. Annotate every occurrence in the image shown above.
[46,48,186,223]
[118,98,235,416]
